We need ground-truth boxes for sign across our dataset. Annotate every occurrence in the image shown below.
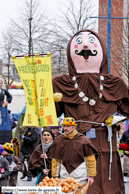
[12,54,58,127]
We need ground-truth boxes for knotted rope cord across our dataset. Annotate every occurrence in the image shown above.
[76,120,112,180]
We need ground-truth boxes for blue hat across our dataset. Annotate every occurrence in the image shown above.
[0,145,4,154]
[49,126,59,129]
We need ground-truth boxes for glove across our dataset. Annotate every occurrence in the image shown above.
[22,135,25,139]
[9,165,14,172]
[53,92,63,102]
[105,115,113,126]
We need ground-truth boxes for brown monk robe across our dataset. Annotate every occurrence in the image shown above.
[28,144,51,183]
[8,156,24,186]
[52,29,129,194]
[48,131,98,175]
[28,128,54,184]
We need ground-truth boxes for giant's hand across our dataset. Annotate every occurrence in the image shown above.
[105,114,126,126]
[105,115,113,126]
[53,92,63,102]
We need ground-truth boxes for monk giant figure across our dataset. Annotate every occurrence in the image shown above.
[52,30,129,194]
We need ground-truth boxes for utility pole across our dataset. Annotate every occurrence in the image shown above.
[128,21,129,87]
[28,0,33,55]
[7,51,10,90]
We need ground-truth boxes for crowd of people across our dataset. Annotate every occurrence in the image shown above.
[1,114,128,194]
[0,116,98,194]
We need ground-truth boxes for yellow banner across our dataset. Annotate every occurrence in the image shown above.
[12,54,58,127]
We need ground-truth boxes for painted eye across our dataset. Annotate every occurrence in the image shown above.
[89,37,95,43]
[76,37,82,44]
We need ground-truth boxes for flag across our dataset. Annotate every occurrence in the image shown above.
[12,54,58,127]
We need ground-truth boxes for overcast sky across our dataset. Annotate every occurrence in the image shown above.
[0,0,98,31]
[0,0,98,60]
[0,0,60,31]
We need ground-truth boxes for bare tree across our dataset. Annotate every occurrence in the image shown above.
[98,0,129,87]
[111,22,129,87]
[48,0,98,76]
[0,0,51,88]
[0,25,21,89]
[10,0,50,55]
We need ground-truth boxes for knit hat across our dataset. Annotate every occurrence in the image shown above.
[62,117,77,126]
[49,126,59,130]
[3,143,14,153]
[0,144,4,154]
[42,128,54,139]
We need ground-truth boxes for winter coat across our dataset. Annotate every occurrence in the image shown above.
[0,89,12,105]
[29,144,52,183]
[0,156,10,187]
[21,127,38,155]
[0,89,12,144]
[120,130,129,156]
[5,155,24,186]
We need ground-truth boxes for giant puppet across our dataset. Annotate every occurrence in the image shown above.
[52,30,129,194]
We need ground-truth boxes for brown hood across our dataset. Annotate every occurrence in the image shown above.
[67,29,108,76]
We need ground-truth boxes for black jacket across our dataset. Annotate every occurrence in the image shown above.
[21,127,38,154]
[0,89,12,105]
[120,129,129,155]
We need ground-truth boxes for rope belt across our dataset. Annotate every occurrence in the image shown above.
[76,120,112,180]
[107,126,112,180]
[76,120,106,126]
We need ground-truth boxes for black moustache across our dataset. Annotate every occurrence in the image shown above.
[75,49,97,58]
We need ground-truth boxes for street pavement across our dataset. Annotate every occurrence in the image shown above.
[17,171,36,187]
[15,157,129,194]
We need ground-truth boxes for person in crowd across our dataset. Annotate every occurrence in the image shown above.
[28,128,54,185]
[48,117,98,190]
[14,105,26,142]
[120,122,129,183]
[50,126,62,138]
[8,110,17,130]
[0,78,12,144]
[3,143,24,186]
[0,144,10,194]
[20,126,38,181]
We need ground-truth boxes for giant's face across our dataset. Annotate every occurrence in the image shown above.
[70,31,103,73]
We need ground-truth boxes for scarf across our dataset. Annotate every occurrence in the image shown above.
[42,140,53,152]
[5,155,13,165]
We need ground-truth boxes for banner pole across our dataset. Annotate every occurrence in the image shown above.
[40,127,47,169]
